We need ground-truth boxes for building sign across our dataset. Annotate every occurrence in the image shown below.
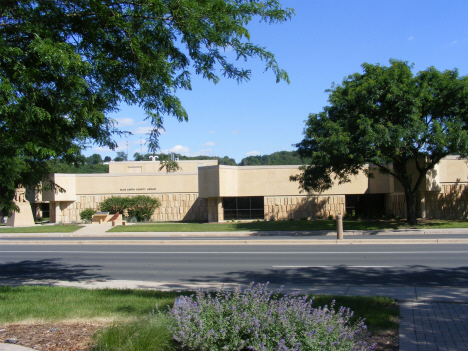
[119,188,157,192]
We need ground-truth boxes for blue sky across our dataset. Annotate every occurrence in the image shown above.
[88,0,468,163]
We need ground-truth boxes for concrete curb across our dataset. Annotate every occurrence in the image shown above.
[2,227,468,238]
[2,238,468,245]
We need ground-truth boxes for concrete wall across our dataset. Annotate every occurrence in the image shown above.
[207,197,224,223]
[43,172,199,200]
[425,184,468,220]
[42,174,77,202]
[438,156,468,184]
[199,165,369,198]
[109,160,218,174]
[368,169,393,194]
[52,193,207,223]
[198,167,220,198]
[386,193,407,218]
[386,184,468,220]
[264,195,346,220]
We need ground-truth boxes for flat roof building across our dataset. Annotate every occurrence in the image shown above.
[30,156,468,223]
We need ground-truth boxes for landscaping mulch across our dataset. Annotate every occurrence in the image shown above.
[370,331,398,351]
[0,322,103,350]
[0,322,398,350]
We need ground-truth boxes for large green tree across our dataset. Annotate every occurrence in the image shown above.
[0,0,293,214]
[291,60,468,224]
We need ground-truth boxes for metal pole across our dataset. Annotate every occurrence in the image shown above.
[337,213,343,240]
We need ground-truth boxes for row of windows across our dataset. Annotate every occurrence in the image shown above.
[223,197,264,220]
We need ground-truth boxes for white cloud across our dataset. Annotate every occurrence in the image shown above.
[246,151,260,156]
[133,126,153,134]
[209,130,216,134]
[93,144,127,153]
[133,126,165,135]
[232,129,241,135]
[115,118,136,126]
[161,145,191,154]
[408,36,415,41]
[202,141,216,146]
[446,40,458,47]
[198,148,212,153]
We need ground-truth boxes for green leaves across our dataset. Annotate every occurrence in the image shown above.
[293,60,468,223]
[1,0,292,213]
[99,195,161,221]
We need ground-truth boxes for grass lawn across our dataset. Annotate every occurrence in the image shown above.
[108,218,468,232]
[0,285,399,335]
[0,225,83,233]
[0,285,181,323]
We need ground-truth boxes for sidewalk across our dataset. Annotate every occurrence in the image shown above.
[2,224,468,247]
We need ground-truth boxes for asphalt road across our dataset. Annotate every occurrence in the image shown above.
[1,243,468,287]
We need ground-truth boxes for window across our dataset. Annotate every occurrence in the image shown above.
[223,197,264,220]
[41,203,50,218]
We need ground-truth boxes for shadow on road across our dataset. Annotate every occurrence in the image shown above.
[0,258,108,284]
[185,265,468,287]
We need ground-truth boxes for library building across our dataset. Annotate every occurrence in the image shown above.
[27,156,468,224]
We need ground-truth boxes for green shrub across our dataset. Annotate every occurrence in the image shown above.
[170,283,374,351]
[99,196,131,214]
[127,196,161,222]
[98,195,161,221]
[79,208,95,221]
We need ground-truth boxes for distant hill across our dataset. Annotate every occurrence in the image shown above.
[157,151,309,166]
[48,151,308,174]
[239,151,311,166]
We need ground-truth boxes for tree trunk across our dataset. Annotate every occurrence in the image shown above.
[405,191,418,225]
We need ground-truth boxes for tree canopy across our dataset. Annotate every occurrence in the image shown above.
[48,154,109,173]
[240,151,311,165]
[114,152,128,162]
[0,0,293,214]
[291,60,468,224]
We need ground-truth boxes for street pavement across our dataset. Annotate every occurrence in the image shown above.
[2,223,468,350]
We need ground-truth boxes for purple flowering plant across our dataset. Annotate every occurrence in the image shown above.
[170,282,375,351]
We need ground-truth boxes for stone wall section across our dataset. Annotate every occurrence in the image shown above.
[387,184,468,219]
[52,193,207,223]
[207,197,224,223]
[386,194,407,218]
[425,184,468,219]
[264,195,345,220]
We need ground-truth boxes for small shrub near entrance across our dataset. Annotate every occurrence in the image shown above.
[99,195,161,222]
[170,283,374,351]
[79,208,95,222]
[127,196,161,222]
[99,196,131,214]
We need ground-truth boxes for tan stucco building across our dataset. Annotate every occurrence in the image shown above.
[29,156,468,223]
